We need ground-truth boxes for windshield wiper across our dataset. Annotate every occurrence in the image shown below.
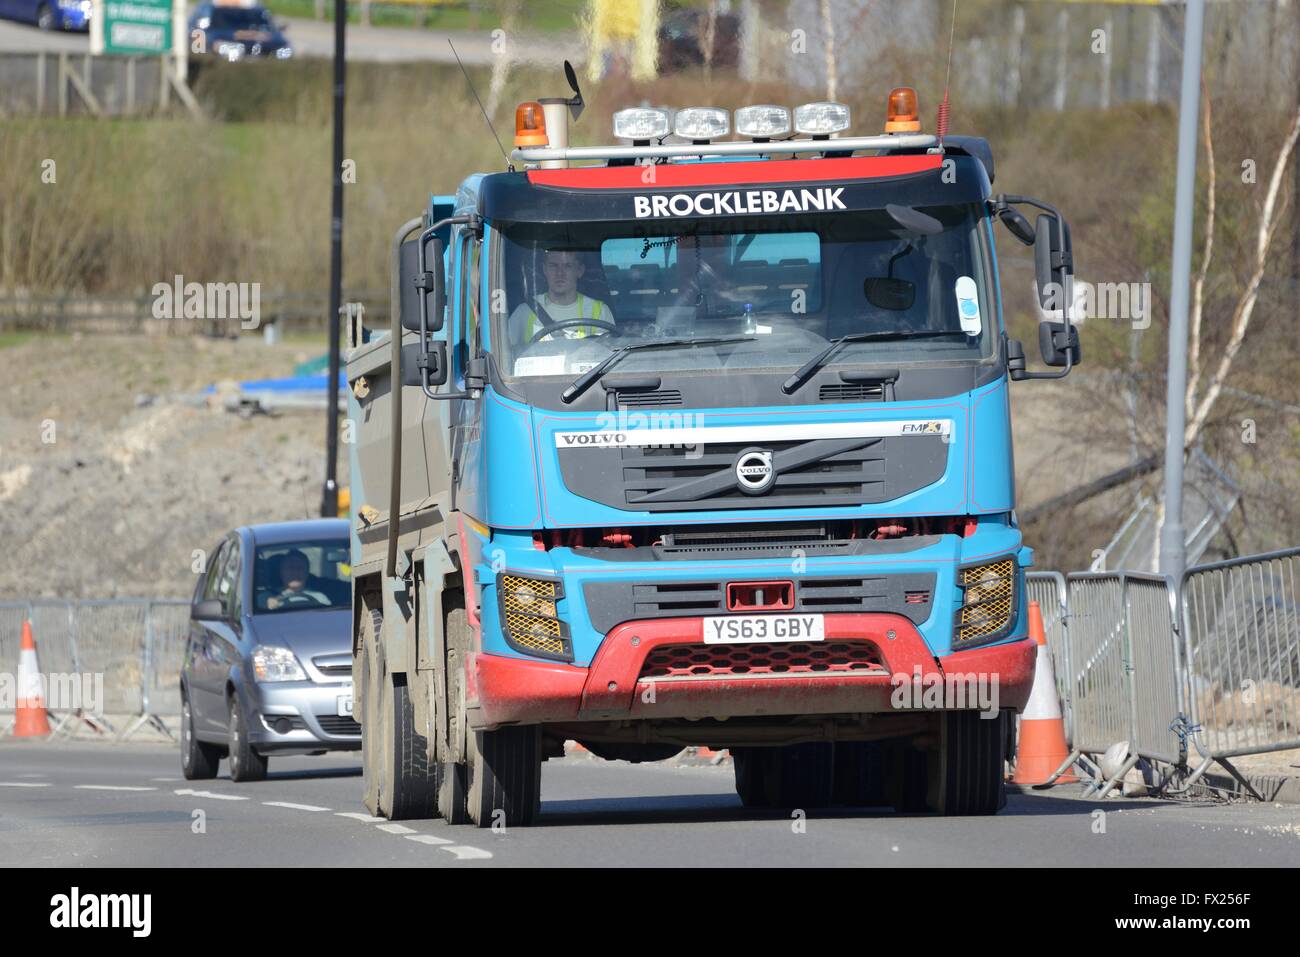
[781,329,965,394]
[561,336,754,404]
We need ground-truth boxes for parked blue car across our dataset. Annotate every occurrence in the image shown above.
[0,0,92,31]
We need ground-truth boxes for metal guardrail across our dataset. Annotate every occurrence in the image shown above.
[1181,547,1300,790]
[0,599,188,740]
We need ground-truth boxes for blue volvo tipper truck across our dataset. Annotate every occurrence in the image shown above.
[346,77,1080,826]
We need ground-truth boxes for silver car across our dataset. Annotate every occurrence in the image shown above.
[180,519,357,781]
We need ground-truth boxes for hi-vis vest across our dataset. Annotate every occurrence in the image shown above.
[525,294,606,340]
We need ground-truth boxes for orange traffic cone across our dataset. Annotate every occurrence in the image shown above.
[14,620,51,738]
[1011,600,1076,785]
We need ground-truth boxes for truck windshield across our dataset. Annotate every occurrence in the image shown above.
[494,203,993,383]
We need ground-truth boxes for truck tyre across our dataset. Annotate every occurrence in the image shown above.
[227,694,267,782]
[360,599,437,820]
[832,741,887,806]
[180,691,221,780]
[465,724,542,828]
[889,712,1006,815]
[929,710,1006,816]
[733,744,834,809]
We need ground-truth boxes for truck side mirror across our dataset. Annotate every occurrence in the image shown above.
[401,236,445,333]
[400,341,447,388]
[1038,320,1081,367]
[1034,213,1072,312]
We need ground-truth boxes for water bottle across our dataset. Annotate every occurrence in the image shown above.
[743,302,756,335]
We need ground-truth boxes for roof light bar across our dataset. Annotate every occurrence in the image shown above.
[613,107,670,141]
[735,104,791,139]
[673,107,729,141]
[794,101,851,136]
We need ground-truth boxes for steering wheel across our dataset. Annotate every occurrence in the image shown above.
[278,591,324,607]
[527,318,618,344]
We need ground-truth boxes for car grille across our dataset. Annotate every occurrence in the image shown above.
[316,714,361,736]
[639,640,886,680]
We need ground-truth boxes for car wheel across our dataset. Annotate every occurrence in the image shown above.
[180,693,221,780]
[227,694,268,782]
[36,3,55,30]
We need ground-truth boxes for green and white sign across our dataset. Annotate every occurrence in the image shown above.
[90,0,176,56]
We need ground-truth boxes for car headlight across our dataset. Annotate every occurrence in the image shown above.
[252,645,307,682]
[215,41,245,62]
[275,46,293,59]
[497,573,571,661]
[953,557,1018,647]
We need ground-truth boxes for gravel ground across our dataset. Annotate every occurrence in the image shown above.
[0,333,348,600]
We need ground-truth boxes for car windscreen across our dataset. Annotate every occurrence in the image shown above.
[493,203,993,383]
[252,540,350,614]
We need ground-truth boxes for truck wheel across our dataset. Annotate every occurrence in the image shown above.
[733,744,834,809]
[358,601,383,815]
[889,712,1006,815]
[832,741,887,806]
[360,599,437,820]
[227,694,267,782]
[732,747,774,808]
[180,692,221,780]
[465,724,542,828]
[437,595,472,825]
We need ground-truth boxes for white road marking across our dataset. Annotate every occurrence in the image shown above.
[151,777,181,782]
[264,801,331,812]
[173,788,248,801]
[0,782,51,788]
[405,834,454,846]
[376,823,416,835]
[76,785,157,792]
[441,845,494,860]
[336,812,385,822]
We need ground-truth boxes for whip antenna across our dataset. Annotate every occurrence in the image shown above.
[936,0,959,146]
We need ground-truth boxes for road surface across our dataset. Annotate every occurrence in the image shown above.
[2,741,1298,867]
[0,17,583,63]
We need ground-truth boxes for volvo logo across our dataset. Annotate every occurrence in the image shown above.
[734,448,776,494]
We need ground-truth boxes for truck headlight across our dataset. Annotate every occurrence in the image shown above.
[252,645,307,682]
[953,557,1017,646]
[498,573,571,661]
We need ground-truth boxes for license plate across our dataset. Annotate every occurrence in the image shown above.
[336,694,353,717]
[702,614,824,644]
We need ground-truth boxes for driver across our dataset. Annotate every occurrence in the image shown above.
[265,550,330,610]
[507,248,615,345]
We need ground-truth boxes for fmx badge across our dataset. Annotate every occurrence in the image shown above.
[900,421,945,434]
[92,0,175,56]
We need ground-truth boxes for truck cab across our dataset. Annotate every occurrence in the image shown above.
[346,87,1079,825]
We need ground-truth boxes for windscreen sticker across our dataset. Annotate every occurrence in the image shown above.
[514,355,567,377]
[955,275,981,336]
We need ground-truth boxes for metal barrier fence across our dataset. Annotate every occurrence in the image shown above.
[0,599,189,740]
[1026,571,1070,743]
[1182,548,1300,788]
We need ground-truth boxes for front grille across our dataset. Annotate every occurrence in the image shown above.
[639,640,886,680]
[316,714,361,736]
[622,439,885,508]
[584,572,937,634]
[558,431,948,513]
[314,662,352,677]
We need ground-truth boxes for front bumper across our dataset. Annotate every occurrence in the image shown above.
[467,613,1035,730]
[245,680,359,753]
